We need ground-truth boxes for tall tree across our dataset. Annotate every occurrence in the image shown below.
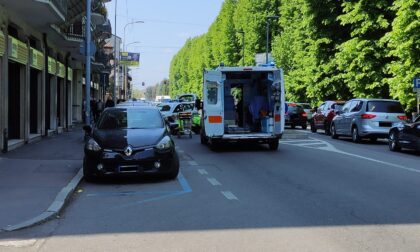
[384,0,420,110]
[334,0,395,99]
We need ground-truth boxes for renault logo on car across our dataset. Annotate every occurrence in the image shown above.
[124,146,133,156]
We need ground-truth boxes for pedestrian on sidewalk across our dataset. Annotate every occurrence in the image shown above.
[95,99,104,121]
[105,96,115,108]
[91,98,98,122]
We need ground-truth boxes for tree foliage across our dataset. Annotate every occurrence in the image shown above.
[169,0,419,111]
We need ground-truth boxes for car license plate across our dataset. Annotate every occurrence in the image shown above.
[379,122,392,127]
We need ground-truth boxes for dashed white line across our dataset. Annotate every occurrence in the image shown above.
[207,177,221,186]
[280,139,316,143]
[197,169,208,175]
[221,191,238,200]
[188,160,198,166]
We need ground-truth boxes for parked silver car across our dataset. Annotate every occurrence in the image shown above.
[330,99,407,142]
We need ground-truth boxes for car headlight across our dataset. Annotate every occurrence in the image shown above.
[155,136,173,152]
[86,138,101,151]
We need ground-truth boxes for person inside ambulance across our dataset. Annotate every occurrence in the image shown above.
[248,84,268,131]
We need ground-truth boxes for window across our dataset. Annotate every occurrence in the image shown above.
[159,105,171,112]
[331,102,345,111]
[207,82,218,105]
[341,101,352,113]
[97,109,163,129]
[367,101,404,113]
[350,101,363,112]
[174,104,184,113]
[299,104,311,109]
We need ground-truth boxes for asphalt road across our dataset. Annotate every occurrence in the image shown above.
[1,129,419,251]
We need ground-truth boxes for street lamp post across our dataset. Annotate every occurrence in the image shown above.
[266,15,279,64]
[123,21,144,51]
[122,21,143,100]
[237,30,245,66]
[85,0,91,124]
[113,0,118,105]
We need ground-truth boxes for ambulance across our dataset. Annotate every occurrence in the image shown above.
[200,64,285,150]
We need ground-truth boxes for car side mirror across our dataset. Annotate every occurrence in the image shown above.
[83,125,92,135]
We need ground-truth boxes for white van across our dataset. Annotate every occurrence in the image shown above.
[200,65,285,150]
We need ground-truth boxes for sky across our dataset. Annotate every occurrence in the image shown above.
[105,0,225,91]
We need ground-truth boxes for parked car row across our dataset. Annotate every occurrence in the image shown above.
[294,98,419,152]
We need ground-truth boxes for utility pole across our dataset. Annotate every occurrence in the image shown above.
[113,0,118,104]
[122,21,143,100]
[266,16,279,64]
[85,0,91,124]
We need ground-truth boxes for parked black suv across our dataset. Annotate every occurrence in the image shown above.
[285,103,307,129]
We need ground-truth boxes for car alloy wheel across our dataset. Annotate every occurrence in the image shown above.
[352,127,361,143]
[331,123,338,139]
[310,122,317,133]
[389,131,401,152]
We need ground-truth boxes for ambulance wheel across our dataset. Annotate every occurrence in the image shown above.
[269,140,279,151]
[200,128,208,145]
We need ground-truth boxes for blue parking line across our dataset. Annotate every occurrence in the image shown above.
[177,172,192,193]
[86,191,179,197]
[109,172,192,209]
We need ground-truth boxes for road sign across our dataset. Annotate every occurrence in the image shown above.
[120,52,140,66]
[414,77,420,90]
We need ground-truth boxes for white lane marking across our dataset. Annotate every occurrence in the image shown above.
[188,160,198,166]
[198,169,208,175]
[207,177,221,186]
[281,139,316,143]
[293,142,324,146]
[177,150,185,153]
[282,137,420,174]
[0,239,37,248]
[221,191,238,200]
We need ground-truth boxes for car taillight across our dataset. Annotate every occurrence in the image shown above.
[397,115,407,121]
[361,114,376,119]
[302,112,307,117]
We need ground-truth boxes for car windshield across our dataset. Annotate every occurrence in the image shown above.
[299,104,311,109]
[179,95,195,102]
[97,109,163,129]
[288,104,303,113]
[367,101,404,113]
[158,105,172,112]
[332,104,344,111]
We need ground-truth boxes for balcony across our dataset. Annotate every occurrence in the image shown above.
[48,0,68,18]
[0,0,67,26]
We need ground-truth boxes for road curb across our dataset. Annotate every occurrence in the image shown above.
[0,168,84,232]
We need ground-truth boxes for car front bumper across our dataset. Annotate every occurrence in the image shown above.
[84,148,177,177]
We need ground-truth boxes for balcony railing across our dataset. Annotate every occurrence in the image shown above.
[66,23,85,41]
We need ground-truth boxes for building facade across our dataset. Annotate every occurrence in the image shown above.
[0,0,112,152]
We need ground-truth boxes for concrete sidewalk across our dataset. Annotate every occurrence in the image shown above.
[0,127,84,232]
